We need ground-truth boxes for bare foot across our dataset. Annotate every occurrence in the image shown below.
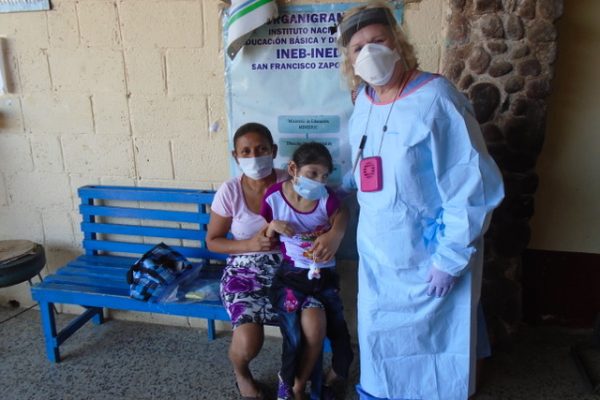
[293,379,306,400]
[293,390,306,400]
[324,368,339,386]
[236,375,261,398]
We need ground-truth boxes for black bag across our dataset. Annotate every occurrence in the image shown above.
[126,243,192,301]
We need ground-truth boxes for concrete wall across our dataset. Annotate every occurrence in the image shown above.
[528,0,600,254]
[0,0,446,330]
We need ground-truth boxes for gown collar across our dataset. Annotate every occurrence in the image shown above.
[365,71,440,105]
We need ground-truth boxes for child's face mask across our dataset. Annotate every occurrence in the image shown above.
[293,176,327,200]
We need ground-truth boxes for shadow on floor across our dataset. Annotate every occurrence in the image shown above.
[0,306,596,400]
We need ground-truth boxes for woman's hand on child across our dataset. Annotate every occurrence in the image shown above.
[311,230,343,263]
[247,225,278,252]
[267,220,295,238]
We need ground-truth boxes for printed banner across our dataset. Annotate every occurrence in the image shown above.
[225,3,359,185]
[225,0,278,59]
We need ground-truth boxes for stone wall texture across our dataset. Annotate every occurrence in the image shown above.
[443,0,564,343]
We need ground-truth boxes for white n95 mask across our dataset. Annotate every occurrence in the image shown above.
[354,43,401,86]
[237,155,273,180]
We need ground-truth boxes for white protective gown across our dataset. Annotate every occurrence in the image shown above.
[349,73,504,400]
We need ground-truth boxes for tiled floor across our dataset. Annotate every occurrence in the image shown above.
[0,305,597,400]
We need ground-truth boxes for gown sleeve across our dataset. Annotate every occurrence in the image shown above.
[428,85,504,277]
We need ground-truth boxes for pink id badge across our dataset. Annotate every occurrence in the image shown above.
[359,156,383,192]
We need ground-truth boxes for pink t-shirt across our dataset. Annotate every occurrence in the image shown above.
[211,169,288,252]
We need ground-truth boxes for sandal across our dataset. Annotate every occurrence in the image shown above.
[235,381,265,400]
[321,384,336,400]
[277,372,294,400]
[321,371,345,400]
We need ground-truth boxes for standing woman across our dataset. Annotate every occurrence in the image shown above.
[336,2,504,400]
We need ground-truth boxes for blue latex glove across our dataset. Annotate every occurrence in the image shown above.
[426,266,457,297]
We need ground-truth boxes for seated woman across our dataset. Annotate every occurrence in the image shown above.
[206,122,327,400]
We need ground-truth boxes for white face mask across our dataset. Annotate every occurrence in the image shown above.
[354,43,400,86]
[237,155,274,180]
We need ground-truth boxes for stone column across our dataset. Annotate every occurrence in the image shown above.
[443,0,563,344]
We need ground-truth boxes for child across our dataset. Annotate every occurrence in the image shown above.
[260,142,353,400]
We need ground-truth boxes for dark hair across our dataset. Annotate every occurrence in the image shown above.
[292,142,333,172]
[233,122,274,148]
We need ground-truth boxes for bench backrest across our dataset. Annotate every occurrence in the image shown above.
[78,185,226,261]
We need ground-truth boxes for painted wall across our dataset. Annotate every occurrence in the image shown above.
[529,0,600,254]
[0,0,446,331]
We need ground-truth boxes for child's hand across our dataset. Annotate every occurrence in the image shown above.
[246,225,278,252]
[266,220,294,238]
[311,230,343,263]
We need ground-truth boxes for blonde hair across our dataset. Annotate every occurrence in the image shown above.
[337,1,419,91]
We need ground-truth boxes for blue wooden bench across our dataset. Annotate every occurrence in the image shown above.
[30,185,229,363]
[30,184,333,399]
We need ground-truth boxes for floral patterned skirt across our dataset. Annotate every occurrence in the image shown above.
[221,253,322,329]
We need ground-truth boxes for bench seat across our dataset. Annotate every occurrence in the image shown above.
[32,255,228,319]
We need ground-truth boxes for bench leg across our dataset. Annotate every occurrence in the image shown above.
[207,319,216,341]
[39,301,61,363]
[90,307,104,325]
[323,336,332,353]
